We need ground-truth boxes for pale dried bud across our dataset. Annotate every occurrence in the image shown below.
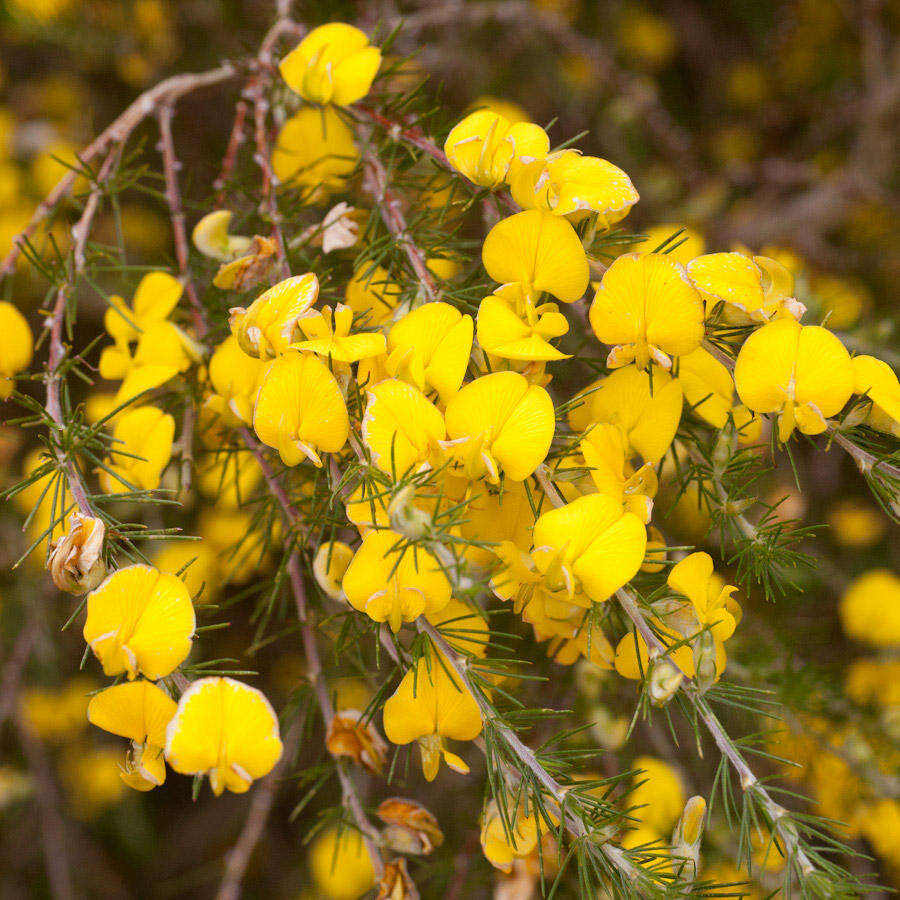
[377,798,444,855]
[325,709,387,774]
[320,202,361,254]
[214,235,278,292]
[376,858,420,900]
[388,486,432,541]
[648,660,683,706]
[47,512,106,593]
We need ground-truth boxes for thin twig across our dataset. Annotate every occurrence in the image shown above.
[158,104,205,338]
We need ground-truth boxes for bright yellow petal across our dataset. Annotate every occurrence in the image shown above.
[87,680,177,746]
[482,210,589,303]
[132,271,183,324]
[794,326,854,418]
[733,317,800,414]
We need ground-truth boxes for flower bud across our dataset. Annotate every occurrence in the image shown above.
[388,486,432,541]
[325,709,387,774]
[671,795,706,880]
[649,660,683,706]
[377,798,444,855]
[693,629,717,694]
[47,512,106,593]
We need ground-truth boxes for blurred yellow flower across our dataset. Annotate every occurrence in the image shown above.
[0,301,33,399]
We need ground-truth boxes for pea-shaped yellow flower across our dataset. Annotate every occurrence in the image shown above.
[164,676,283,795]
[342,529,451,632]
[345,263,403,328]
[589,253,704,370]
[0,301,32,399]
[309,827,376,900]
[383,653,482,781]
[734,318,853,441]
[100,405,174,492]
[83,564,195,680]
[444,109,549,188]
[253,350,349,467]
[443,371,554,483]
[191,210,251,262]
[687,252,804,323]
[207,335,270,425]
[87,680,177,791]
[229,273,319,358]
[580,423,657,523]
[387,302,473,403]
[361,379,445,476]
[531,493,646,604]
[851,355,900,437]
[569,364,683,464]
[279,23,381,106]
[668,552,740,647]
[509,150,639,226]
[482,210,589,304]
[272,106,359,201]
[291,303,386,363]
[476,286,570,362]
[480,799,540,872]
[103,271,183,346]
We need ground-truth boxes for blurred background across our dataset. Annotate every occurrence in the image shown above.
[0,0,898,897]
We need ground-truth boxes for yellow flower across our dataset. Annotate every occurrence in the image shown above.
[531,493,647,604]
[196,449,262,507]
[61,746,126,819]
[21,677,93,742]
[191,210,251,262]
[229,273,319,358]
[386,302,473,403]
[476,285,570,362]
[272,106,359,201]
[839,569,900,648]
[291,303,386,363]
[87,680,177,791]
[426,597,489,658]
[312,540,355,600]
[382,652,482,781]
[0,301,32,399]
[153,539,220,601]
[164,676,283,795]
[589,252,704,370]
[342,529,451,632]
[444,109,549,188]
[480,799,540,872]
[482,209,589,304]
[811,273,869,330]
[569,364,683,464]
[635,224,705,266]
[826,499,886,549]
[279,23,381,106]
[103,270,183,346]
[629,756,685,834]
[734,318,854,441]
[509,150,639,225]
[252,350,349,466]
[361,378,445,476]
[459,479,535,570]
[580,423,657,523]
[687,252,805,323]
[344,263,403,328]
[467,95,529,123]
[99,405,175,492]
[442,371,554,483]
[206,334,270,425]
[83,564,195,680]
[676,346,760,441]
[309,826,376,900]
[615,554,739,687]
[851,354,900,437]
